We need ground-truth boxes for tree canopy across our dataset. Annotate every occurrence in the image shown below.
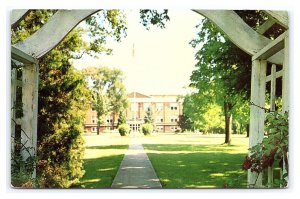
[11,9,131,188]
[83,66,129,133]
[11,9,171,187]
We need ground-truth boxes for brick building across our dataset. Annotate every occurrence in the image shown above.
[84,92,183,133]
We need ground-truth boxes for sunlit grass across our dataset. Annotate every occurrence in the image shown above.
[79,133,130,188]
[141,133,249,188]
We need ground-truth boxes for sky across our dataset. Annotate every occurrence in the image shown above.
[72,10,204,95]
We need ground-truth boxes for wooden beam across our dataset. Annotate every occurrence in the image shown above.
[248,59,267,187]
[268,49,284,65]
[265,10,288,29]
[270,64,276,111]
[282,34,289,112]
[193,10,270,56]
[256,18,275,35]
[21,64,36,159]
[267,64,276,188]
[11,46,38,64]
[252,32,287,61]
[265,69,283,82]
[11,9,30,28]
[12,79,23,87]
[11,69,17,146]
[14,9,285,65]
[14,10,99,58]
[194,10,283,65]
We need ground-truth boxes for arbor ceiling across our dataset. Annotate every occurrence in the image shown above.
[12,9,287,64]
[11,9,30,29]
[14,10,98,58]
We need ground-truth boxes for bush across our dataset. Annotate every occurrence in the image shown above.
[141,123,153,136]
[118,124,130,136]
[37,124,85,188]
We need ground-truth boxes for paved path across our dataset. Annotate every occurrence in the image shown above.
[111,133,162,188]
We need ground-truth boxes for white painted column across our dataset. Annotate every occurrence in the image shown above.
[11,68,17,153]
[248,59,267,187]
[21,63,38,178]
[268,64,276,187]
[281,34,289,185]
[282,35,289,113]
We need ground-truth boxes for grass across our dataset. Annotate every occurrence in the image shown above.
[78,132,279,188]
[140,133,249,188]
[79,133,130,188]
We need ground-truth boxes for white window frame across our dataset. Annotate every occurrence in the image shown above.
[91,116,97,124]
[144,102,151,111]
[156,103,163,111]
[170,103,178,111]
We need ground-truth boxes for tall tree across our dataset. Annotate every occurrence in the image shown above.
[177,114,193,132]
[83,66,128,133]
[183,93,224,134]
[189,11,285,144]
[11,9,128,187]
[11,9,171,187]
[107,71,129,129]
[144,107,155,125]
[190,17,252,144]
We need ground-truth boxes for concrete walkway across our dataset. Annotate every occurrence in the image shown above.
[111,133,162,188]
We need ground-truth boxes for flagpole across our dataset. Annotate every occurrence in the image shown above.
[132,43,137,132]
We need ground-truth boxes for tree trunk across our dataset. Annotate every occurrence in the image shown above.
[112,113,116,130]
[224,102,232,145]
[97,122,100,135]
[246,123,250,137]
[97,113,100,135]
[239,123,243,134]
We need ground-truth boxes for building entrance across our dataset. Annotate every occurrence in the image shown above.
[129,123,140,132]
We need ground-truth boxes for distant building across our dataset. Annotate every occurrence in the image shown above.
[84,92,183,133]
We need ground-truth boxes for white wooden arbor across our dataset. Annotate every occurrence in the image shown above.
[11,9,288,187]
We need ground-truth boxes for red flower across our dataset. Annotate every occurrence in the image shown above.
[242,156,252,170]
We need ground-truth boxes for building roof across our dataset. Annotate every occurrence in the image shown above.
[127,92,183,103]
[127,92,150,98]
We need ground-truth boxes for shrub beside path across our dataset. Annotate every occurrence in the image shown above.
[111,132,162,188]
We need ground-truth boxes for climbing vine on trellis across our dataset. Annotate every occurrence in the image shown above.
[242,111,288,187]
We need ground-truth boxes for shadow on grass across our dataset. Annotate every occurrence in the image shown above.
[79,154,125,188]
[143,144,248,188]
[144,144,243,153]
[86,145,129,150]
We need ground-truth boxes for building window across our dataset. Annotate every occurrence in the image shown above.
[156,126,164,132]
[106,119,113,123]
[170,106,177,110]
[171,117,178,123]
[131,103,138,112]
[171,126,178,132]
[156,117,164,123]
[92,127,97,132]
[144,103,151,111]
[92,116,97,124]
[156,103,163,111]
[106,116,113,124]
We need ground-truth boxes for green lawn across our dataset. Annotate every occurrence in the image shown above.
[79,133,130,188]
[140,133,249,188]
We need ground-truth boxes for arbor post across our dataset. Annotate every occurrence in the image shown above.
[21,63,39,178]
[281,33,289,185]
[248,59,266,187]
